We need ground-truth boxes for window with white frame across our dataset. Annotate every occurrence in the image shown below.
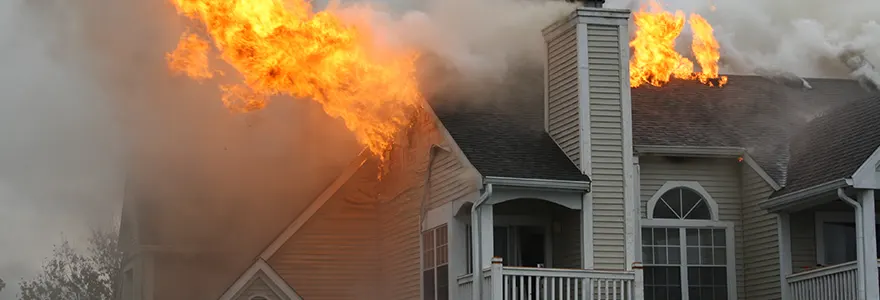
[422,224,448,300]
[642,183,735,300]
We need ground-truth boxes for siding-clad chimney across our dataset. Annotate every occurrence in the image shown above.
[542,6,634,270]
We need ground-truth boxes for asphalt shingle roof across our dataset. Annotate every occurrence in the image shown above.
[430,71,877,194]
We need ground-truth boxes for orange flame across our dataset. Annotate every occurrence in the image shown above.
[629,0,727,87]
[166,0,422,161]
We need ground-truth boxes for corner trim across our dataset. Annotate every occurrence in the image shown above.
[761,179,851,212]
[576,21,593,176]
[483,176,590,191]
[851,145,880,189]
[634,145,782,190]
[218,259,303,300]
[618,19,636,270]
[258,150,369,260]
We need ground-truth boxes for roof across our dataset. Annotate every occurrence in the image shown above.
[429,67,590,182]
[775,94,880,196]
[429,70,875,189]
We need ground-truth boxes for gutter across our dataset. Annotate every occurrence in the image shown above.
[761,179,850,212]
[483,176,590,191]
[470,183,493,300]
[838,188,867,300]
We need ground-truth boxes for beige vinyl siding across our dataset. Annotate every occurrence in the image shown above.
[790,210,817,270]
[741,165,780,300]
[639,156,745,297]
[586,23,626,270]
[268,163,381,300]
[377,113,479,299]
[545,19,581,167]
[553,206,582,268]
[234,272,291,300]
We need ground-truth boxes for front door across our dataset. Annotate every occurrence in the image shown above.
[493,225,548,267]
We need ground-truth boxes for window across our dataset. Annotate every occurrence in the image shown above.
[423,225,448,300]
[815,212,880,265]
[642,182,733,300]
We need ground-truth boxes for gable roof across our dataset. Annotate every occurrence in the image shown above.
[218,259,302,300]
[429,71,875,189]
[775,94,880,196]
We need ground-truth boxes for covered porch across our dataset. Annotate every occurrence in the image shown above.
[773,188,880,300]
[451,179,643,300]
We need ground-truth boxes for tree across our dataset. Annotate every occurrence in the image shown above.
[18,228,122,300]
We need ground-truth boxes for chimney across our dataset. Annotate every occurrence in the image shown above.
[542,6,634,270]
[579,0,605,8]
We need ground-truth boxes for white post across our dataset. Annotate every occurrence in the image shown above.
[860,189,879,300]
[490,257,504,300]
[777,213,792,300]
[582,193,594,268]
[632,262,644,300]
[480,205,495,269]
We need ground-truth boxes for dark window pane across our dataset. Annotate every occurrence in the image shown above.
[681,189,702,216]
[713,229,726,246]
[654,202,678,219]
[423,231,434,249]
[668,228,680,245]
[653,228,668,246]
[665,191,683,217]
[714,247,727,265]
[643,247,654,264]
[668,247,681,264]
[713,267,727,285]
[714,285,728,300]
[687,247,700,264]
[688,267,700,285]
[668,267,681,285]
[642,228,653,245]
[655,286,668,300]
[654,247,668,264]
[645,286,655,300]
[644,267,655,285]
[700,229,713,246]
[701,247,714,265]
[700,287,714,300]
[686,229,699,246]
[687,200,712,220]
[688,287,700,300]
[670,285,682,300]
[423,270,435,300]
[655,266,668,284]
[437,265,449,300]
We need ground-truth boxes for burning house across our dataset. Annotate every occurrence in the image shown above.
[117,0,880,299]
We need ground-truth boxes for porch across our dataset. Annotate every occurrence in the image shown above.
[451,181,643,300]
[776,189,880,300]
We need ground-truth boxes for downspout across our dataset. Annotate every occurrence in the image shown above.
[839,187,866,300]
[471,183,494,300]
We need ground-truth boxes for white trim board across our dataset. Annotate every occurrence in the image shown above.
[218,259,303,300]
[259,150,369,260]
[851,145,880,189]
[814,211,880,265]
[645,181,720,221]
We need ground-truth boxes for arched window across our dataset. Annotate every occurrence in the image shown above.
[642,181,733,300]
[646,181,718,221]
[652,187,712,220]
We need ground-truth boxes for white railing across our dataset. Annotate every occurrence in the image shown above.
[457,258,644,300]
[787,261,859,300]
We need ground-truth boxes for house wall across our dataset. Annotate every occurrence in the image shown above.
[545,18,581,168]
[267,161,382,300]
[639,156,745,297]
[375,110,480,299]
[740,164,780,300]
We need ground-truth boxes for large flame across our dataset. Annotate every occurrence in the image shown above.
[166,0,422,161]
[629,0,728,87]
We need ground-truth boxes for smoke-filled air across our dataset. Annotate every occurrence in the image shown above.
[1,0,879,297]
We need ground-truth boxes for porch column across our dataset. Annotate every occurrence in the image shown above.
[860,189,879,299]
[479,205,494,269]
[777,212,792,300]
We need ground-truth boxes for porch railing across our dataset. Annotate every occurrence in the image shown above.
[456,257,643,300]
[786,261,864,300]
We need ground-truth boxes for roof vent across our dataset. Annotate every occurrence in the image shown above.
[754,68,813,90]
[839,48,880,92]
